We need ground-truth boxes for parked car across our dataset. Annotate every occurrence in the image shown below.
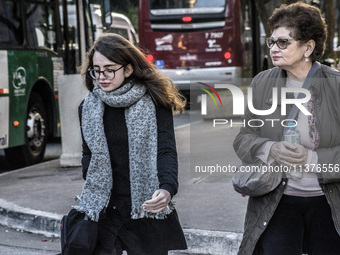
[105,12,139,45]
[91,5,138,45]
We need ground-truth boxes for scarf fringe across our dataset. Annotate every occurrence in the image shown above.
[72,202,175,221]
[131,202,175,220]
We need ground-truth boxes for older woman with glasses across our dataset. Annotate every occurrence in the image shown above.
[73,33,187,255]
[233,2,340,255]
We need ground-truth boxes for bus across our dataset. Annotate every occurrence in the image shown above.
[138,0,265,95]
[0,0,106,168]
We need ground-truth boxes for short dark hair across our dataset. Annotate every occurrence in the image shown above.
[268,2,327,61]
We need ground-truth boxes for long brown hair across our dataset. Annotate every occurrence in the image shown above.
[80,33,186,113]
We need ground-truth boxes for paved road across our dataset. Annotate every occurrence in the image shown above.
[0,225,59,255]
[0,111,201,254]
[0,110,247,254]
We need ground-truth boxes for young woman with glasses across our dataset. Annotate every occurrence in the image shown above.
[74,33,187,255]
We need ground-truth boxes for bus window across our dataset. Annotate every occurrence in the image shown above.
[150,0,225,9]
[59,1,81,74]
[26,3,57,51]
[0,1,23,45]
[194,0,225,8]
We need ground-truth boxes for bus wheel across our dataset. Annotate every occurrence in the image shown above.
[5,93,47,168]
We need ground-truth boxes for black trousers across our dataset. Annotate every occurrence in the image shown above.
[94,208,185,255]
[253,195,340,255]
[94,238,168,255]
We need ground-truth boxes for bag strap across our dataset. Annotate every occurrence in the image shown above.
[282,61,321,140]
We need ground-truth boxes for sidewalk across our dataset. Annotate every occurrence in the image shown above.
[0,123,247,255]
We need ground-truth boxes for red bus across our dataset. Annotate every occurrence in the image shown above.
[138,0,264,95]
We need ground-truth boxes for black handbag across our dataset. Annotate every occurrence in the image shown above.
[232,161,283,197]
[60,209,98,255]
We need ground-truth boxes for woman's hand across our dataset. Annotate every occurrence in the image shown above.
[142,189,171,213]
[270,141,308,167]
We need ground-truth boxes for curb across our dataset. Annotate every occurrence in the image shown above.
[181,229,242,255]
[0,198,62,237]
[0,199,242,254]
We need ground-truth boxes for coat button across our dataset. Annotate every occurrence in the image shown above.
[263,221,267,226]
[113,206,117,210]
[282,181,286,186]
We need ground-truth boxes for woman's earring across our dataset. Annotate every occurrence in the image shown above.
[305,57,310,62]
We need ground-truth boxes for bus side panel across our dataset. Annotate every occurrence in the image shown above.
[37,51,54,85]
[7,51,35,147]
[7,50,57,148]
[138,0,148,48]
[0,50,9,149]
[231,0,244,69]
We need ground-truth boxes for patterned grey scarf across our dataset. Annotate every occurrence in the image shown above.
[73,82,174,221]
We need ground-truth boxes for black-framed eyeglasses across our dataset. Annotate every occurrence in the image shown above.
[88,65,125,80]
[266,37,297,49]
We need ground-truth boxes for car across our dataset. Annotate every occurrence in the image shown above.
[91,4,138,45]
[105,12,139,46]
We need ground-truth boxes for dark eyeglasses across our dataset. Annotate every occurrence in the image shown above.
[266,38,297,49]
[88,65,125,80]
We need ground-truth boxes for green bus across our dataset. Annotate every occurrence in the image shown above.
[0,0,101,168]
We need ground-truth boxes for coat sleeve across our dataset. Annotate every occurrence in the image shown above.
[316,146,340,184]
[233,75,272,164]
[78,101,91,180]
[314,71,340,184]
[156,105,179,197]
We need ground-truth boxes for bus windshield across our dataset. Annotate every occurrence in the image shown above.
[0,1,23,45]
[0,0,58,50]
[150,0,226,10]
